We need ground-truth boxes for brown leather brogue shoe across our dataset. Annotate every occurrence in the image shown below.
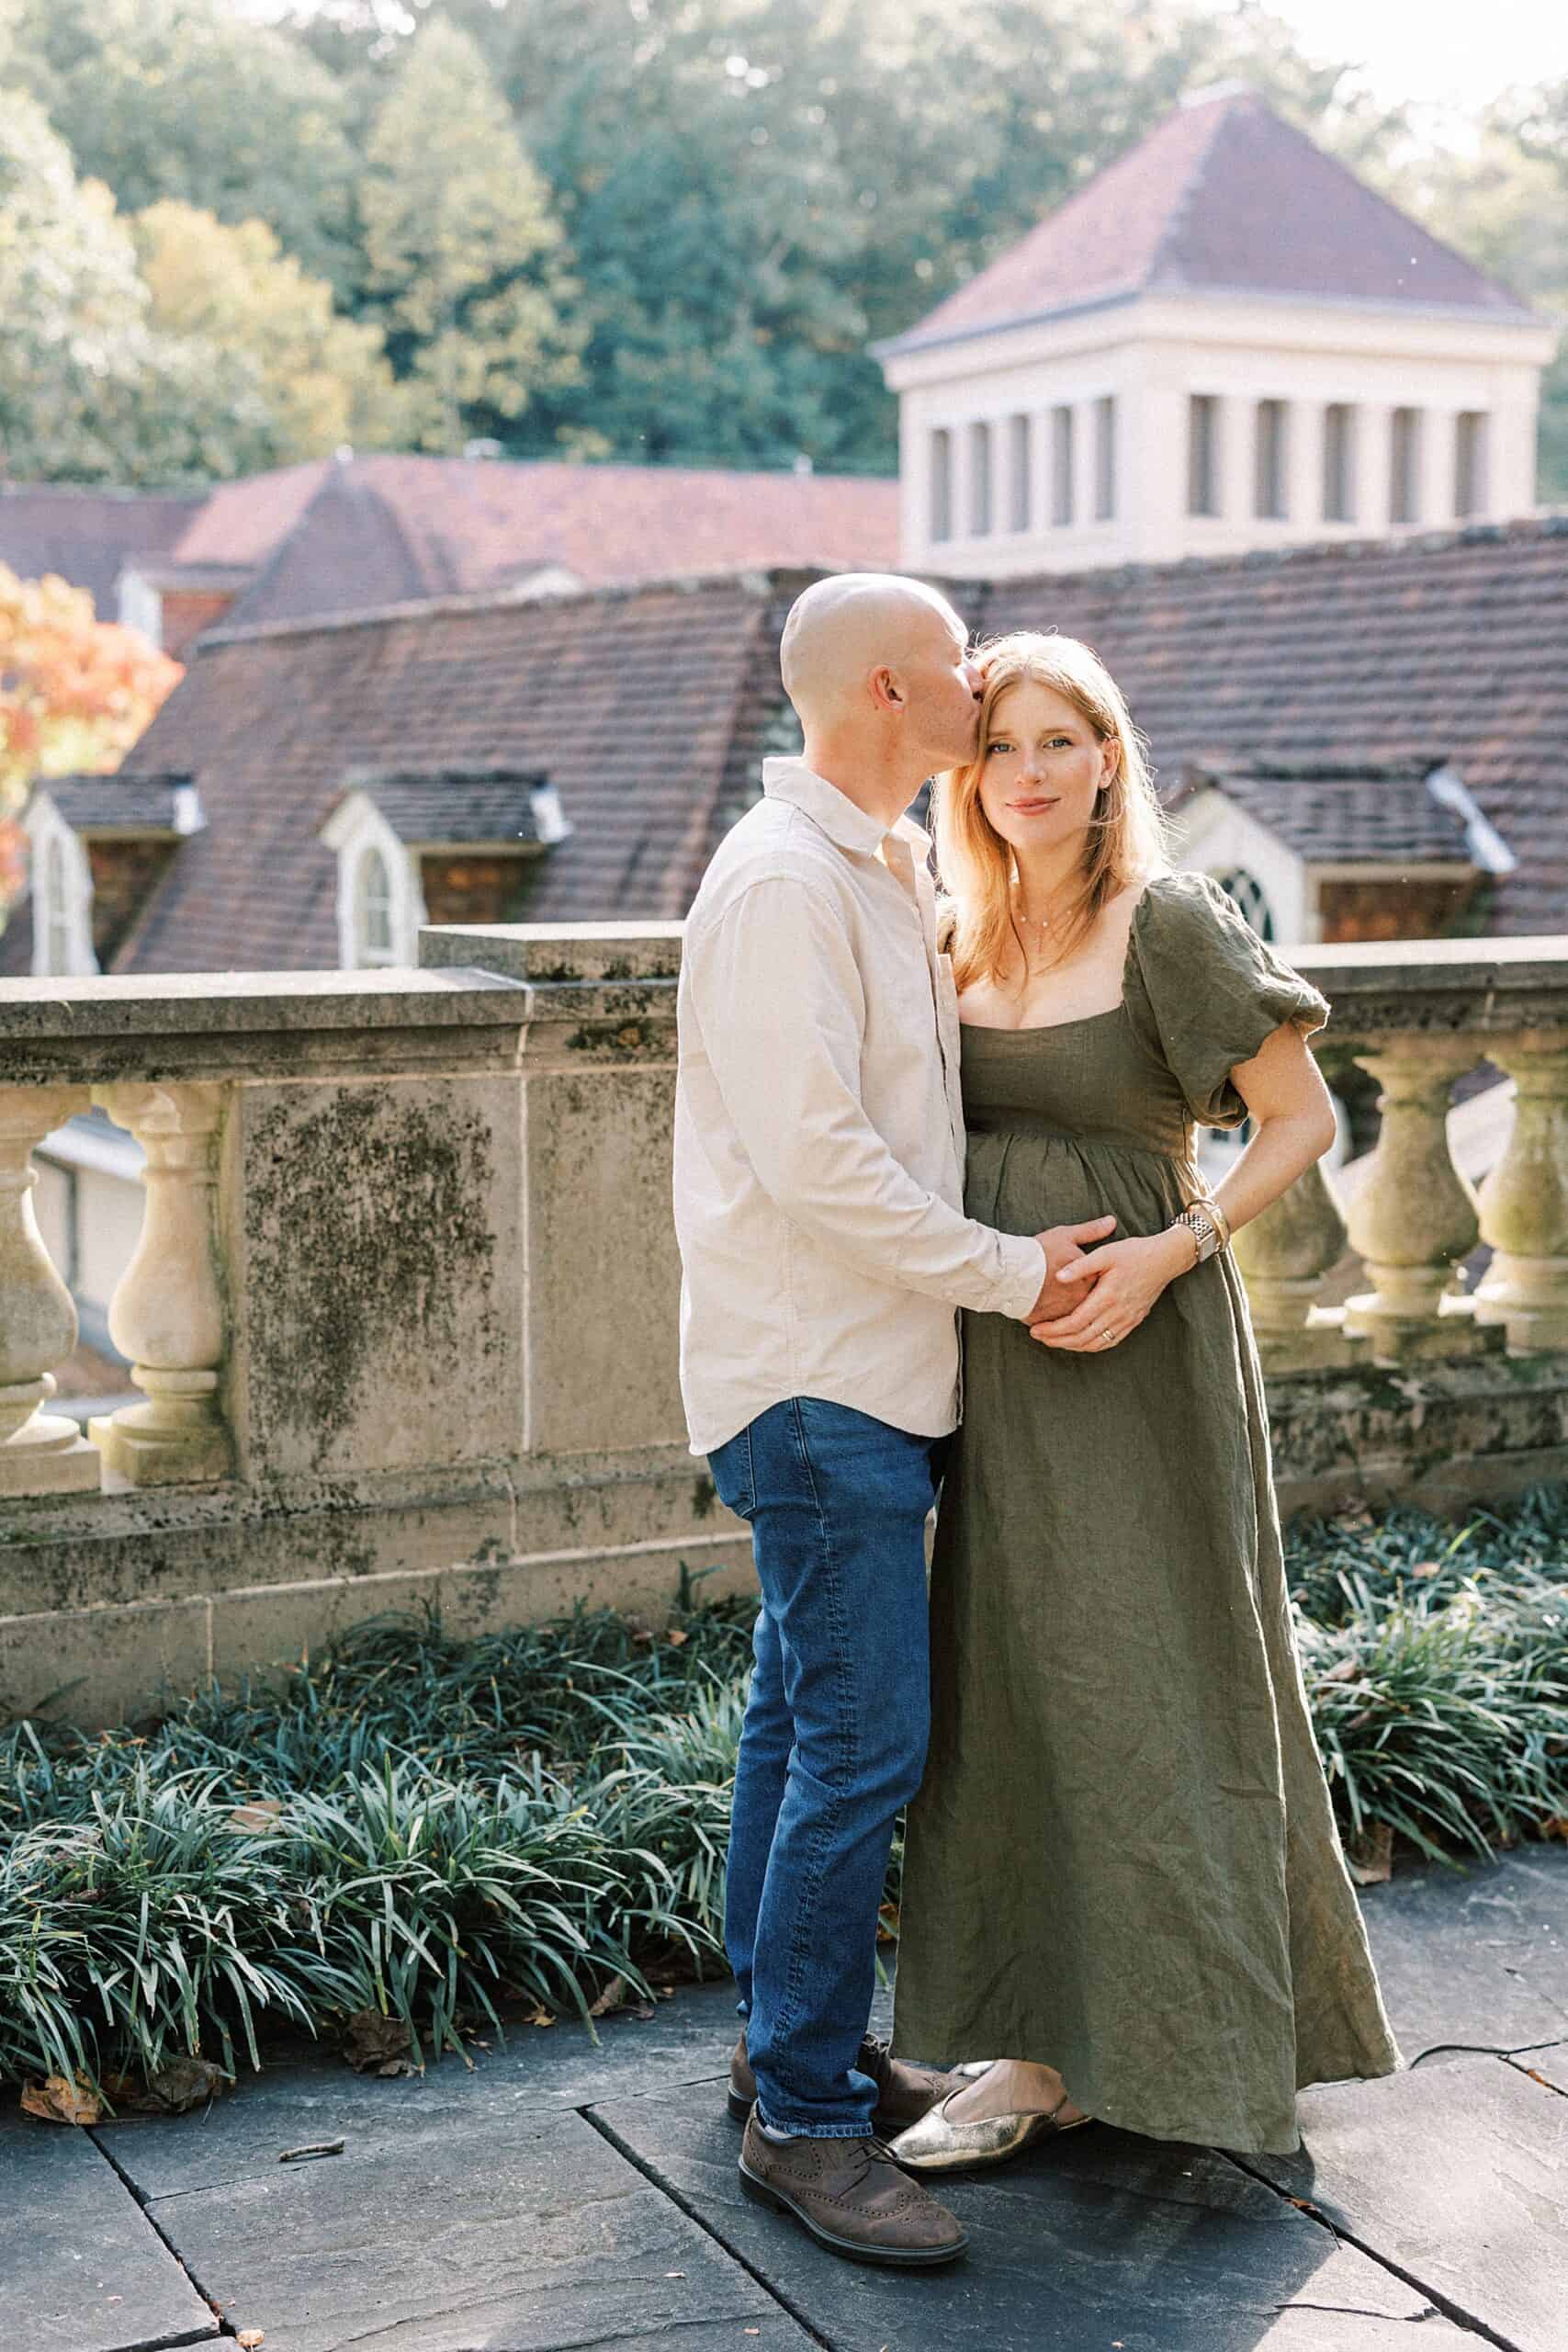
[738,2111,968,2267]
[727,2030,961,2129]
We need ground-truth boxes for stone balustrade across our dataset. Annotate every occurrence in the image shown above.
[1238,937,1568,1372]
[1,924,1566,1725]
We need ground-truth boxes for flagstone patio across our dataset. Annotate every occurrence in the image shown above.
[5,1845,1565,2352]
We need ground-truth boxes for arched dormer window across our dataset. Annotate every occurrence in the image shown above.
[1214,866,1275,943]
[26,804,97,977]
[42,836,72,974]
[356,844,397,967]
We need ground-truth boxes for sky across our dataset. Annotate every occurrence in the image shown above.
[1259,0,1567,119]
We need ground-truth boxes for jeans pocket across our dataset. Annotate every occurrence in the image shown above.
[708,1423,757,1521]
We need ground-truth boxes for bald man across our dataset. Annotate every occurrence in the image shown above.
[672,573,1111,2268]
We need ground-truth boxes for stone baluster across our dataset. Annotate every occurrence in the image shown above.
[1233,1157,1359,1372]
[1342,1039,1491,1363]
[1473,1041,1568,1353]
[88,1082,231,1484]
[0,1083,100,1494]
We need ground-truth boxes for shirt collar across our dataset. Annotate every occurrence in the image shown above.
[762,757,931,859]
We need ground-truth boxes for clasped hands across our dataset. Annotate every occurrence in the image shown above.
[1023,1216,1195,1354]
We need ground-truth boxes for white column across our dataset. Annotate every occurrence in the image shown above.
[0,1084,100,1494]
[1128,380,1184,562]
[88,1082,231,1484]
[1492,393,1539,521]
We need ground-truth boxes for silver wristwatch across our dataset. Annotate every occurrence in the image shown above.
[1171,1204,1221,1264]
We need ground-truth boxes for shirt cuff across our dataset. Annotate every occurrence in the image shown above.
[996,1234,1048,1320]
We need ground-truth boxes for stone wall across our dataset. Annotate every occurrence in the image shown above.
[2,923,1567,1728]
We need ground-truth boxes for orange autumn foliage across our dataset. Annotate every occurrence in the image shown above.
[0,563,184,899]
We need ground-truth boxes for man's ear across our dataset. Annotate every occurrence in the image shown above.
[870,664,904,712]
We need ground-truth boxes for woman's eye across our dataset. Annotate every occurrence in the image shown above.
[986,741,1012,756]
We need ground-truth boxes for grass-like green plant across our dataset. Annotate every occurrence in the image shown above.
[2,1496,1564,2099]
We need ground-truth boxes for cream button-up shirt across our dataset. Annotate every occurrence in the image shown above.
[673,757,1048,1458]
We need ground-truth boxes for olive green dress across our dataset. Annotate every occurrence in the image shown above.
[893,872,1400,2155]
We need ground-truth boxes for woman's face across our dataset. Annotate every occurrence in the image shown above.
[975,676,1117,862]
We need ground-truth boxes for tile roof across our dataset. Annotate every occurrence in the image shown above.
[887,86,1540,356]
[96,570,808,972]
[0,483,200,616]
[1172,761,1479,864]
[334,768,551,845]
[14,514,1564,976]
[969,514,1568,933]
[40,776,193,832]
[153,453,900,630]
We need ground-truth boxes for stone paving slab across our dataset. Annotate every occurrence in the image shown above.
[1357,1847,1568,2057]
[0,2107,218,2352]
[91,1979,748,2204]
[595,2082,1479,2352]
[1247,2049,1568,2352]
[135,2101,818,2352]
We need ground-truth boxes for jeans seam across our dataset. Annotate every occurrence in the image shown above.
[764,1397,853,2112]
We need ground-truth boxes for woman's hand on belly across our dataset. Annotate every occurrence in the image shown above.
[1029,1227,1195,1351]
[1023,1215,1118,1325]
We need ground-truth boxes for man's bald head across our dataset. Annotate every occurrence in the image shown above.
[780,572,964,728]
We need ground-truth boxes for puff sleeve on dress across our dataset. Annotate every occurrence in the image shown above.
[1124,871,1330,1129]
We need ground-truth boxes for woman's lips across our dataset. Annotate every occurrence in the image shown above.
[1010,797,1057,812]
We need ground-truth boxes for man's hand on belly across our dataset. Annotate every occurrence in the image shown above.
[1024,1216,1116,1326]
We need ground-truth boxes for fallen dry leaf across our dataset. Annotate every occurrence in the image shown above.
[104,2055,229,2115]
[1347,1821,1394,1886]
[665,1627,689,1647]
[526,2006,558,2029]
[227,1799,286,1835]
[20,2071,102,2126]
[237,2331,265,2347]
[343,2009,414,2074]
[590,1976,628,2018]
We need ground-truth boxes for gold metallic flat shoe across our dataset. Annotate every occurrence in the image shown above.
[886,2078,1095,2174]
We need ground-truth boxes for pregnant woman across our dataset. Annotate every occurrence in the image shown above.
[888,630,1400,2166]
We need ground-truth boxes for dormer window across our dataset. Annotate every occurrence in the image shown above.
[320,766,570,967]
[42,837,73,974]
[356,845,398,967]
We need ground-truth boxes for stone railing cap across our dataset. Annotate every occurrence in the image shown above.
[419,922,683,984]
[0,967,528,1040]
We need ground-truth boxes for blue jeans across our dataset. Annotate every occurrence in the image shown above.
[707,1396,943,2138]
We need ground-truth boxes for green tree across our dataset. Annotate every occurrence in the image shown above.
[7,0,361,295]
[0,88,268,483]
[134,200,411,461]
[358,17,581,451]
[482,0,876,466]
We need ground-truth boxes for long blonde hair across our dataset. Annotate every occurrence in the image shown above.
[931,631,1168,990]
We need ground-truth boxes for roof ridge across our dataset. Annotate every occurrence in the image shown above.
[1144,88,1245,289]
[190,563,827,650]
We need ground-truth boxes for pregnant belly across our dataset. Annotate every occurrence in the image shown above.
[965,1129,1185,1242]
